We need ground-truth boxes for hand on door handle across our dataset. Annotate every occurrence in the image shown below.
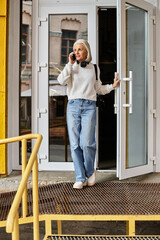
[112,73,120,88]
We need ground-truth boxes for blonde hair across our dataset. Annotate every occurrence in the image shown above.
[73,39,92,62]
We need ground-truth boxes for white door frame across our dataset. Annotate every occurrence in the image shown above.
[117,0,154,179]
[36,1,97,171]
[156,1,160,172]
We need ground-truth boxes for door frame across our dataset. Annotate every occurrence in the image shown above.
[35,1,97,171]
[117,0,154,179]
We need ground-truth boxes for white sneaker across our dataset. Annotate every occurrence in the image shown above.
[87,171,96,186]
[73,181,87,189]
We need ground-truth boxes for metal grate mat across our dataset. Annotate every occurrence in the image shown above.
[46,235,160,240]
[1,182,160,221]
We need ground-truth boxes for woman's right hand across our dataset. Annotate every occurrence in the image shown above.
[69,52,76,64]
[112,73,120,88]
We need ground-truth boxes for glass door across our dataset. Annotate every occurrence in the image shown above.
[117,0,154,179]
[38,2,96,171]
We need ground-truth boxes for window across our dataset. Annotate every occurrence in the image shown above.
[61,30,77,65]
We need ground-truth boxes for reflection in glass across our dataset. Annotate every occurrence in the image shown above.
[125,4,148,168]
[20,1,32,163]
[49,14,88,162]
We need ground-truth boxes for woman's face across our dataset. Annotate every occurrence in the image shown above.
[74,43,87,62]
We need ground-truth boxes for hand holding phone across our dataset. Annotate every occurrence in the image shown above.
[69,52,76,64]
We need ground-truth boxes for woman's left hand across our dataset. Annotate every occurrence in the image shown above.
[112,73,120,88]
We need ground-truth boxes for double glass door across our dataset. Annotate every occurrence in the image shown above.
[37,0,154,179]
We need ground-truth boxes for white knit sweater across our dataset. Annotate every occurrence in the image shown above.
[57,62,114,101]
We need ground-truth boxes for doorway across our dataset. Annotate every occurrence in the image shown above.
[36,0,154,178]
[98,8,117,170]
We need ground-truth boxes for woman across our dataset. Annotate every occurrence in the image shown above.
[58,39,120,189]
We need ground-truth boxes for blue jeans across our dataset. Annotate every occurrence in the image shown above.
[67,99,96,182]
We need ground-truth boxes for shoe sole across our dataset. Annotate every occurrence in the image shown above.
[73,186,83,189]
[73,181,88,189]
[87,181,96,187]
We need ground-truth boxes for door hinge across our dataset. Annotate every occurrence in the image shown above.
[150,15,156,24]
[38,154,47,164]
[37,108,47,118]
[151,61,156,71]
[38,18,48,26]
[150,109,157,118]
[38,62,47,72]
[150,156,156,165]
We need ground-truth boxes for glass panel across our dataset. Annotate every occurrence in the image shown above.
[22,25,27,33]
[22,35,27,44]
[22,45,26,53]
[22,55,26,63]
[69,40,75,47]
[70,32,76,38]
[62,31,68,38]
[62,31,76,38]
[69,47,73,53]
[19,0,32,163]
[49,14,88,162]
[61,56,67,65]
[61,47,67,55]
[125,4,148,168]
[62,39,67,46]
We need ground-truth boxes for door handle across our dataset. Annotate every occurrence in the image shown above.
[122,71,133,114]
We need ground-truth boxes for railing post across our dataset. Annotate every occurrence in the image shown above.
[22,139,28,218]
[57,220,62,235]
[12,211,19,240]
[45,219,52,235]
[32,157,39,240]
[4,134,42,238]
[56,204,62,234]
[126,218,135,236]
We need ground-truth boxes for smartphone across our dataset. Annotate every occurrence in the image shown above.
[72,54,76,61]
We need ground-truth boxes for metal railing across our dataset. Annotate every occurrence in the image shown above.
[0,134,42,240]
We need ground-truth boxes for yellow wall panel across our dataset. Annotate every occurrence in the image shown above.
[0,18,6,92]
[0,146,6,174]
[0,92,6,135]
[0,0,7,16]
[0,91,7,175]
[0,0,7,176]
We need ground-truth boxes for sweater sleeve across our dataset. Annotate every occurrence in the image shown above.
[57,62,72,85]
[96,66,114,95]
